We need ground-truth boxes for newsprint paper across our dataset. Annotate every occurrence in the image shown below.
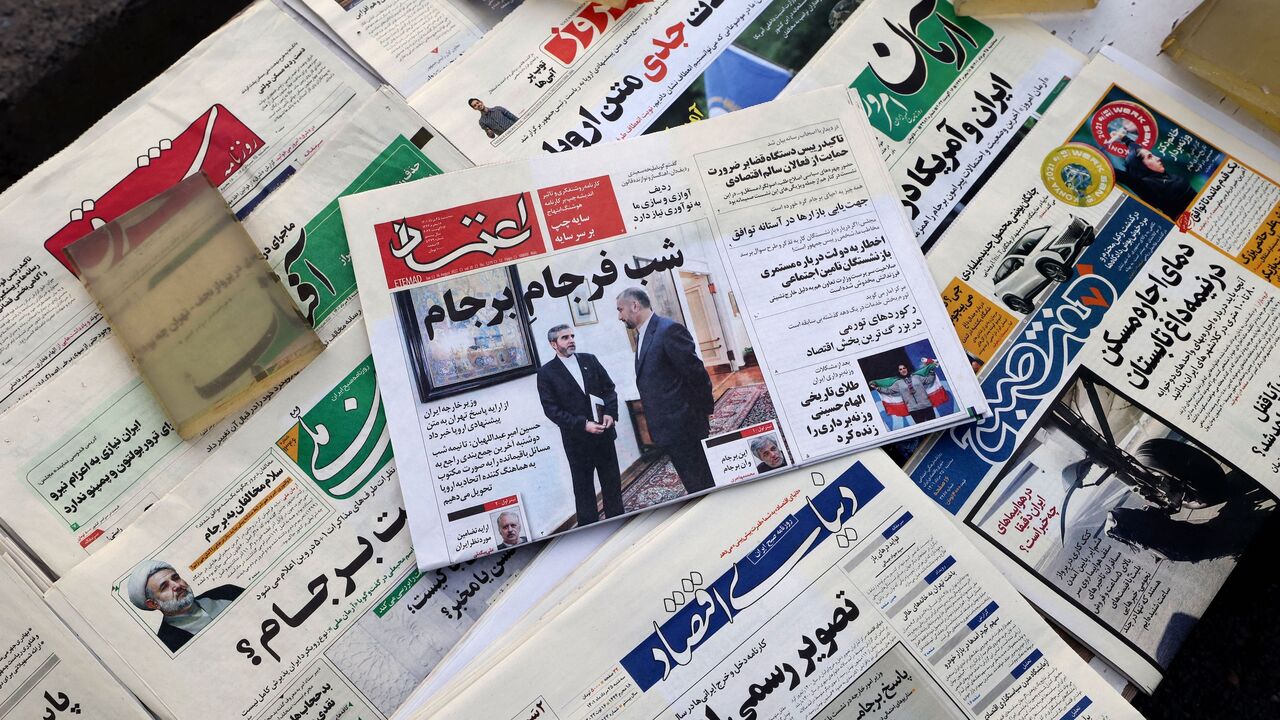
[782,0,1086,247]
[0,90,465,580]
[341,86,988,570]
[297,0,523,95]
[0,555,152,719]
[43,329,546,720]
[408,451,1143,720]
[0,0,376,414]
[407,0,850,164]
[909,54,1280,691]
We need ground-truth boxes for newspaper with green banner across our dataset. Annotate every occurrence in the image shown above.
[0,90,466,580]
[783,0,1086,248]
[40,329,575,720]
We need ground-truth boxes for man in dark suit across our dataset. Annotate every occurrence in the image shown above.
[536,324,625,526]
[615,287,716,494]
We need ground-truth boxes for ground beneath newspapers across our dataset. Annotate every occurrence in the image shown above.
[1,1,1279,717]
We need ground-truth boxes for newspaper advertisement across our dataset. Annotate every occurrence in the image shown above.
[341,87,987,570]
[782,0,1085,247]
[0,555,153,719]
[407,0,853,164]
[0,91,468,579]
[907,54,1280,691]
[245,87,473,344]
[43,329,544,720]
[0,0,377,414]
[298,0,523,95]
[408,451,1144,720]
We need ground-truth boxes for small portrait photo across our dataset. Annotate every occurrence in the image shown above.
[490,506,530,550]
[748,432,787,474]
[858,339,954,431]
[468,98,520,139]
[125,560,243,653]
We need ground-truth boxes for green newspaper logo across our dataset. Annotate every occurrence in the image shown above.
[849,0,993,142]
[285,135,442,326]
[277,356,392,499]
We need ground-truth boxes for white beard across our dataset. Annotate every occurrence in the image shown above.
[156,593,196,615]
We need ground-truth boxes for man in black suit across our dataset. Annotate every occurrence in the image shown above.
[536,324,625,526]
[615,287,716,494]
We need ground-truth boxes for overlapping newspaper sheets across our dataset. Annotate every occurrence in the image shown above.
[0,90,468,580]
[0,555,152,719]
[909,54,1280,691]
[342,86,988,570]
[408,452,1143,720]
[0,0,375,415]
[406,0,853,164]
[296,0,522,95]
[782,0,1085,247]
[42,329,548,720]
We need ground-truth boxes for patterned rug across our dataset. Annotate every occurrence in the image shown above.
[622,384,775,512]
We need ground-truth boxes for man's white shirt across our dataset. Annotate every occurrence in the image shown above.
[557,354,585,394]
[634,316,651,358]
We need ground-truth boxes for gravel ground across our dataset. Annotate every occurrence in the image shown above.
[1,2,1278,718]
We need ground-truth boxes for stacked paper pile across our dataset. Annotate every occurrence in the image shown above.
[0,1,1277,719]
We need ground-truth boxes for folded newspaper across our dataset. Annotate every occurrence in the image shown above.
[0,555,152,719]
[0,0,376,414]
[909,53,1280,692]
[406,451,1144,720]
[341,86,988,570]
[0,90,465,580]
[294,0,523,95]
[42,329,554,720]
[783,0,1086,247]
[407,0,851,163]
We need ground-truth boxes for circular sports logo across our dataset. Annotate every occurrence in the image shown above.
[1090,100,1158,156]
[1041,143,1114,207]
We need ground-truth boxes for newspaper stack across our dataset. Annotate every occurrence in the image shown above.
[0,0,1278,718]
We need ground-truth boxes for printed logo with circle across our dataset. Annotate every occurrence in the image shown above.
[1041,143,1115,207]
[1090,100,1158,157]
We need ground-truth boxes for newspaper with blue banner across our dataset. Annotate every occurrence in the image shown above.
[908,53,1280,692]
[403,451,1143,720]
[340,86,988,571]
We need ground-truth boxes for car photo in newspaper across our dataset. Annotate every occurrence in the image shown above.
[342,87,987,571]
[907,55,1280,693]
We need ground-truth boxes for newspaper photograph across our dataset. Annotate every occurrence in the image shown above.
[43,329,547,720]
[406,451,1144,720]
[297,0,523,95]
[341,87,987,570]
[782,0,1086,247]
[906,54,1280,691]
[0,0,377,413]
[407,0,852,165]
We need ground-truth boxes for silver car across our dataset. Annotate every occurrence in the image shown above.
[992,216,1095,314]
